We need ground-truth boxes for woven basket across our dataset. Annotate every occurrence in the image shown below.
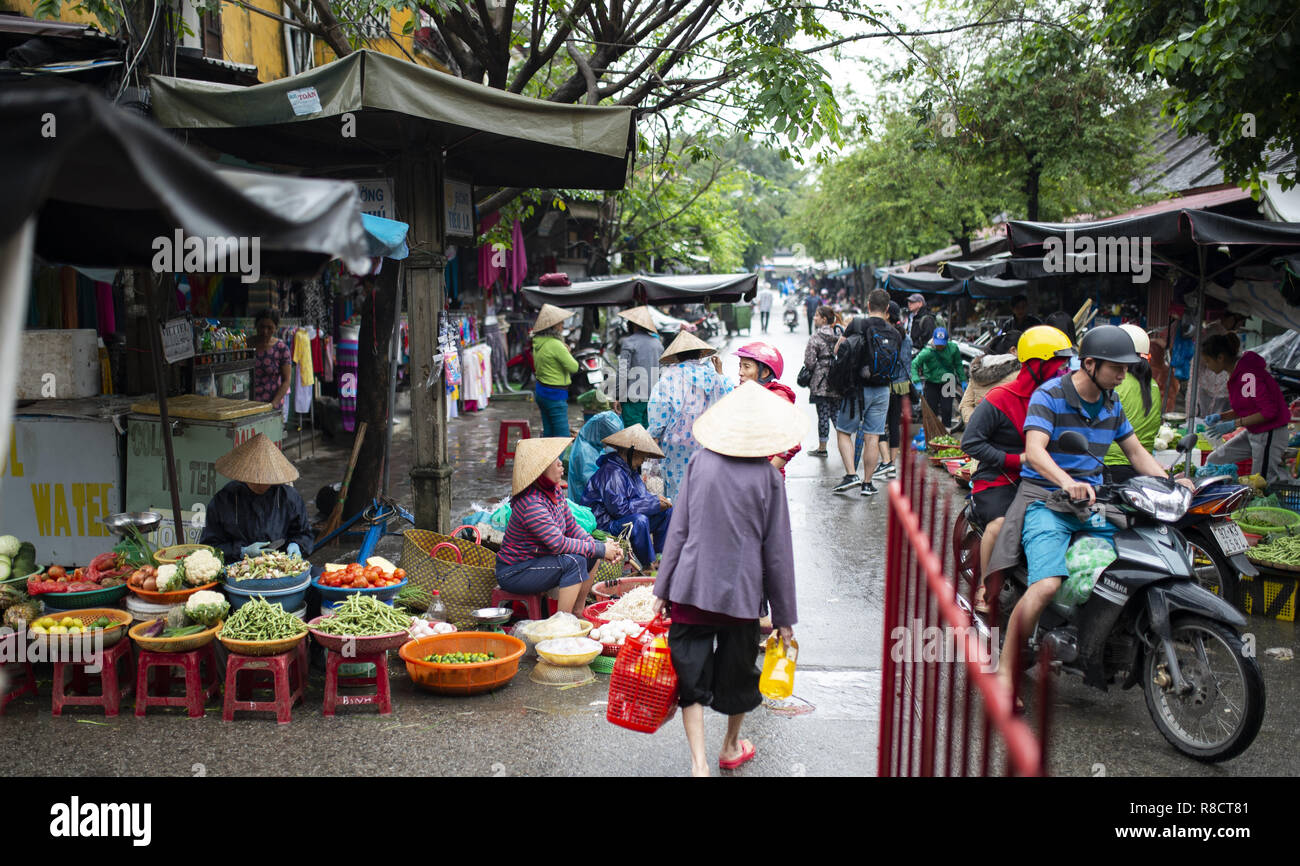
[401,529,499,628]
[129,619,222,653]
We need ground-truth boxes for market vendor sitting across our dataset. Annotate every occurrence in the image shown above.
[200,433,313,562]
[580,424,673,568]
[496,437,624,616]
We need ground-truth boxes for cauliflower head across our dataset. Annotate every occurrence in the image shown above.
[156,563,184,593]
[184,590,230,627]
[182,548,222,585]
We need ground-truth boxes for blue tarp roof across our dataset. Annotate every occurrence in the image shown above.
[361,213,409,260]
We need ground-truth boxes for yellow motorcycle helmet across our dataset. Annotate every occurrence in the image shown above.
[1016,325,1075,363]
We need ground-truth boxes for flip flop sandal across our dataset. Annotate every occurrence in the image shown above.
[719,739,756,770]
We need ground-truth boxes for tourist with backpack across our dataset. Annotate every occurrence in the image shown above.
[830,289,902,496]
[911,327,966,430]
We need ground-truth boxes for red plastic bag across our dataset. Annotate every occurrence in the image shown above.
[606,614,678,733]
[538,272,572,287]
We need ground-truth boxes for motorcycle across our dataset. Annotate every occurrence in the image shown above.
[953,431,1265,762]
[506,342,535,388]
[571,342,616,399]
[1172,471,1255,606]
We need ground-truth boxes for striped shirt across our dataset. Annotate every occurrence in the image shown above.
[497,484,602,566]
[1021,373,1134,488]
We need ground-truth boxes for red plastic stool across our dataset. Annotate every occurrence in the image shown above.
[53,638,134,717]
[135,644,221,718]
[323,649,391,716]
[223,650,304,724]
[490,588,558,622]
[496,419,532,468]
[1,661,37,713]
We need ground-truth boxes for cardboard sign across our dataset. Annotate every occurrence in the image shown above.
[160,317,195,364]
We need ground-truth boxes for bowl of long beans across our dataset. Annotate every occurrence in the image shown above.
[307,593,415,653]
[217,596,309,656]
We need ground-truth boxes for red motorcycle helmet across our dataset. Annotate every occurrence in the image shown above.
[735,341,784,380]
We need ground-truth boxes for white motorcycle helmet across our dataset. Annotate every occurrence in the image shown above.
[1118,323,1151,358]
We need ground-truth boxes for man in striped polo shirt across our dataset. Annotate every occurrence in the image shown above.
[996,326,1190,691]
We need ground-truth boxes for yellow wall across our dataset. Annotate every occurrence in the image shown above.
[2,0,444,82]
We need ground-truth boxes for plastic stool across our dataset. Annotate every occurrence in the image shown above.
[1,661,37,713]
[496,419,532,468]
[323,649,391,716]
[490,588,560,622]
[135,645,221,718]
[53,638,134,717]
[223,650,304,724]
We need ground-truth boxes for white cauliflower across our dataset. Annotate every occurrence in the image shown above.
[182,549,222,585]
[184,590,230,627]
[156,564,184,593]
[0,535,20,558]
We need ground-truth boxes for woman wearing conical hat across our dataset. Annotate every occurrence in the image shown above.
[200,433,313,563]
[579,425,672,568]
[646,330,733,501]
[650,382,802,776]
[615,306,664,429]
[496,437,624,616]
[531,303,579,438]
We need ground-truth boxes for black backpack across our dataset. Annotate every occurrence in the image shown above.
[861,320,904,386]
[828,332,865,396]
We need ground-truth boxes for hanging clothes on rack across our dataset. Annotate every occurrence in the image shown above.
[484,293,509,389]
[477,211,502,289]
[460,343,493,410]
[337,327,359,432]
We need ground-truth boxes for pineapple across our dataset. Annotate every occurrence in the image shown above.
[3,599,41,629]
[0,583,25,611]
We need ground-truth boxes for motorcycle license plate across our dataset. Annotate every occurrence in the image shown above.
[587,370,604,385]
[1210,521,1249,556]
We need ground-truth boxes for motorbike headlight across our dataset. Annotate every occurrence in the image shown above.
[1121,478,1191,522]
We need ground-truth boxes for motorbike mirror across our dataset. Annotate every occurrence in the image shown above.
[1058,431,1090,454]
[1176,432,1198,453]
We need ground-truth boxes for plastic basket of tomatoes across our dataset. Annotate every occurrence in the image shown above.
[313,563,408,603]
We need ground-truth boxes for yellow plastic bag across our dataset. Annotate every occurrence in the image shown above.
[759,633,798,700]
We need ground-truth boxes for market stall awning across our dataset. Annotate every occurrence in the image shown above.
[520,273,758,307]
[881,271,964,296]
[1,83,369,274]
[941,259,1007,279]
[966,276,1030,299]
[150,49,635,189]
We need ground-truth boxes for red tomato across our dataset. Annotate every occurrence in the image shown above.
[392,569,406,581]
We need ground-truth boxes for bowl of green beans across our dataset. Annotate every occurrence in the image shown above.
[217,596,310,656]
[307,593,416,653]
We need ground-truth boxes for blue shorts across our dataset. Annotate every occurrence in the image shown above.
[834,385,890,437]
[1022,501,1117,586]
[496,553,600,593]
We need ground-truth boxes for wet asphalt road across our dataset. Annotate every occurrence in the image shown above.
[5,307,1297,776]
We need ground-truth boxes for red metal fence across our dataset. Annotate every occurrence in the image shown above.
[878,431,1053,776]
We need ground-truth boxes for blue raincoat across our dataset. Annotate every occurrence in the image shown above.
[580,452,672,566]
[566,411,623,502]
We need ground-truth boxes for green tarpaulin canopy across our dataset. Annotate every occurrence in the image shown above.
[151,50,634,188]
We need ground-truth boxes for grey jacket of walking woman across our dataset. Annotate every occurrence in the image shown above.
[803,324,841,398]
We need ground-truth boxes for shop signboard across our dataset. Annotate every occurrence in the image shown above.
[124,412,284,514]
[445,179,473,237]
[161,317,196,363]
[353,178,395,220]
[4,417,123,565]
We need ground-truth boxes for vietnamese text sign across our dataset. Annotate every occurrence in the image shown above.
[161,317,195,364]
[354,178,395,220]
[446,180,474,237]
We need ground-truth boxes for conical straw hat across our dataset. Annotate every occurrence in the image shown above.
[532,303,575,333]
[512,436,573,495]
[692,381,808,458]
[618,306,658,334]
[601,424,665,459]
[659,330,715,363]
[215,433,300,485]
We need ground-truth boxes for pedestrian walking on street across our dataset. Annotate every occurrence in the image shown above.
[651,381,803,776]
[828,289,901,495]
[496,437,624,617]
[803,290,820,335]
[615,305,663,429]
[872,301,913,479]
[531,303,579,438]
[802,304,840,457]
[581,425,672,568]
[734,341,801,475]
[647,331,734,500]
[911,327,966,430]
[757,287,775,333]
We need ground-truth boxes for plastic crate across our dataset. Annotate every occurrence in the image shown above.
[1271,481,1300,513]
[1238,571,1298,622]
